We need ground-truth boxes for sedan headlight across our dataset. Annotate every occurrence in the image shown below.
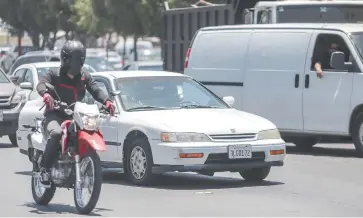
[257,129,281,140]
[80,114,100,131]
[11,92,28,104]
[160,132,211,142]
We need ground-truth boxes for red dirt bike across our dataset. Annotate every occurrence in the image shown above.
[22,83,111,214]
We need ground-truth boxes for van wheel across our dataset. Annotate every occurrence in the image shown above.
[350,113,363,157]
[291,137,318,151]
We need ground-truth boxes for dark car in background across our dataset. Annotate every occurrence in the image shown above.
[7,50,60,75]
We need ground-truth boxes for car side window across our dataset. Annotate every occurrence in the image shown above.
[23,69,34,86]
[311,33,355,72]
[83,80,110,105]
[13,69,26,85]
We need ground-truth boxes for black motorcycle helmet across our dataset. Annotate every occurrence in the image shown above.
[60,40,86,77]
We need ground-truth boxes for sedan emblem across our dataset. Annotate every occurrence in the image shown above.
[230,128,236,133]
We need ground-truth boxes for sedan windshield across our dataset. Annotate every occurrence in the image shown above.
[350,32,363,61]
[115,76,229,111]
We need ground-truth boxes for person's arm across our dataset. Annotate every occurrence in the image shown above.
[36,70,54,97]
[84,72,110,104]
[314,62,322,72]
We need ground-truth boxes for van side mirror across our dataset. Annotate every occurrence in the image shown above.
[330,51,353,70]
[223,96,235,107]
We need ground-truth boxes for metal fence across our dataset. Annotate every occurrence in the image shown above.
[162,4,235,73]
[161,0,262,73]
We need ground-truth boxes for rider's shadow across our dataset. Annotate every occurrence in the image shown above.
[21,202,112,216]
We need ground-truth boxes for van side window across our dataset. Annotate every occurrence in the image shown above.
[311,34,352,72]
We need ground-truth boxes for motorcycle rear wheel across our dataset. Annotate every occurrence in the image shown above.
[31,172,56,205]
[73,149,102,215]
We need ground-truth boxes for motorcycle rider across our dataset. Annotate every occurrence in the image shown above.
[36,40,115,186]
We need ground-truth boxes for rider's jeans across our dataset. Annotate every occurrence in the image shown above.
[41,112,66,169]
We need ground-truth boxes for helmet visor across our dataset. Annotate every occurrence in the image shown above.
[67,51,85,76]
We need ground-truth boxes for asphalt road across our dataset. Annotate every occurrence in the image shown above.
[0,136,362,217]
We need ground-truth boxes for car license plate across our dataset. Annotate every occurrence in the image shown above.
[228,144,252,159]
[0,111,3,121]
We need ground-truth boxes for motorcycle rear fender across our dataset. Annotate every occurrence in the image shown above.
[78,130,106,157]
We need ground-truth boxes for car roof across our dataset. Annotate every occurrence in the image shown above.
[27,61,61,68]
[201,23,363,34]
[91,70,186,80]
[20,61,93,69]
[24,50,60,57]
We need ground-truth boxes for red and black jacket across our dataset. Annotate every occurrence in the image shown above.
[36,68,110,110]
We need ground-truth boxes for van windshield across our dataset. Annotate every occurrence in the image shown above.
[276,5,363,23]
[350,32,363,61]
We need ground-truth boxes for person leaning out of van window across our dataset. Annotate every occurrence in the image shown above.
[313,42,341,79]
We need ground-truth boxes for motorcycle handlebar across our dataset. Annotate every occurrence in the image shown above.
[39,100,69,111]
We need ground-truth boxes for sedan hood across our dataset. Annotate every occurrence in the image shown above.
[129,109,276,135]
[0,83,16,97]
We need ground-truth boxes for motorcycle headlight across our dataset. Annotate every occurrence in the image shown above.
[80,114,100,131]
[160,132,211,143]
[257,129,281,140]
[11,92,28,104]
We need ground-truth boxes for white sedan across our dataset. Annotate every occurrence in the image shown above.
[17,70,286,186]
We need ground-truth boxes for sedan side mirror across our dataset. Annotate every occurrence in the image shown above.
[19,82,33,90]
[222,96,235,107]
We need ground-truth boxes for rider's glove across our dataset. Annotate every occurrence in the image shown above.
[43,93,54,110]
[105,100,115,116]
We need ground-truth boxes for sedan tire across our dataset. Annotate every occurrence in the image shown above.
[125,137,155,186]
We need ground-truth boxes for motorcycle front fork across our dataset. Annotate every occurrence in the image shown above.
[74,154,82,189]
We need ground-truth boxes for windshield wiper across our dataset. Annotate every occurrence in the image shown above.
[180,104,219,108]
[126,106,167,111]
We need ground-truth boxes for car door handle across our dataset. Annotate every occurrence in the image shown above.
[305,74,310,88]
[294,74,299,88]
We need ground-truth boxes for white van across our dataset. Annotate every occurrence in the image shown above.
[184,23,363,156]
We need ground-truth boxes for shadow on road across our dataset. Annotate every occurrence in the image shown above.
[0,142,14,149]
[21,202,112,216]
[102,172,284,190]
[286,145,359,158]
[14,170,284,190]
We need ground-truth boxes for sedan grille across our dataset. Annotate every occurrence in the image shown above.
[0,96,10,104]
[209,133,257,142]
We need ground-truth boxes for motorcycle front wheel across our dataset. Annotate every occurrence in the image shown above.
[73,149,103,215]
[31,172,56,205]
